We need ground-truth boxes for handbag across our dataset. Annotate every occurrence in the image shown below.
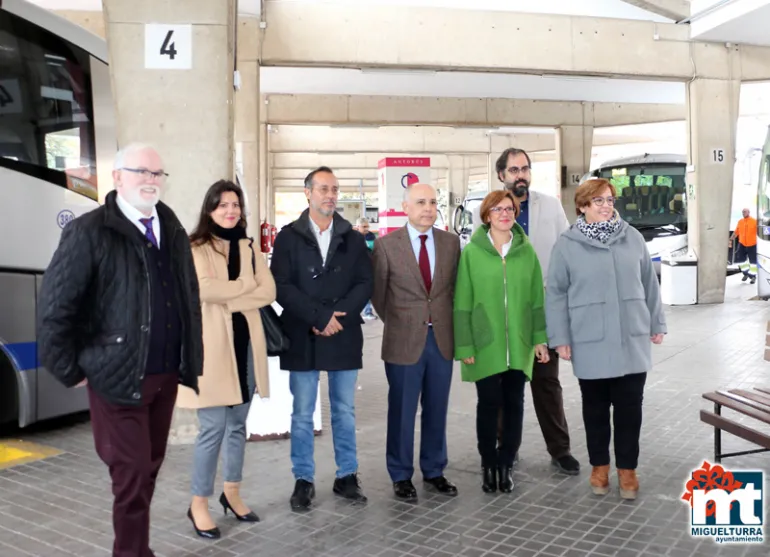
[251,244,290,356]
[259,304,290,356]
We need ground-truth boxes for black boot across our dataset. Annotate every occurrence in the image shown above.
[482,466,497,493]
[498,466,514,493]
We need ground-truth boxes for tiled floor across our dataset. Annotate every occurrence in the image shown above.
[1,277,769,556]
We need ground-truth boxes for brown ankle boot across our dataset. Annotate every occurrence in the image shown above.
[617,469,639,500]
[590,465,610,495]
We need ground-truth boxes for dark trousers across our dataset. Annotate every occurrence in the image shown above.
[578,372,647,470]
[477,370,526,467]
[530,350,571,458]
[88,373,178,557]
[385,329,453,482]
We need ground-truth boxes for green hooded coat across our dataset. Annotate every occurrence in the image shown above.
[453,223,548,382]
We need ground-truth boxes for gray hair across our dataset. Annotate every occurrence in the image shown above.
[113,142,160,170]
[356,217,370,226]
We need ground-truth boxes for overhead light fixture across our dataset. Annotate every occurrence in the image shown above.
[541,74,608,82]
[329,124,382,129]
[359,68,437,76]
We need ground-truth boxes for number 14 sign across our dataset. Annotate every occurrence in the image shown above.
[145,24,192,69]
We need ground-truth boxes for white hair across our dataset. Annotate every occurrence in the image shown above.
[403,182,436,203]
[356,217,370,226]
[113,142,160,170]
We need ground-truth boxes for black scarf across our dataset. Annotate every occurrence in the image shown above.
[211,223,248,279]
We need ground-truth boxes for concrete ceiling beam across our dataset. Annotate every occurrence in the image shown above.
[261,1,767,81]
[619,0,689,22]
[263,94,685,128]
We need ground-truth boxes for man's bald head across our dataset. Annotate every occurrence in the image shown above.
[402,183,438,232]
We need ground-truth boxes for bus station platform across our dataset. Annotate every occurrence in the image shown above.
[0,277,768,557]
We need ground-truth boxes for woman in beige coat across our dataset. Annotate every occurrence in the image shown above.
[178,180,276,539]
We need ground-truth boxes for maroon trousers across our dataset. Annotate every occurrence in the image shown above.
[88,374,178,557]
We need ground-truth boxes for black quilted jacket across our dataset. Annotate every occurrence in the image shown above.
[37,191,203,406]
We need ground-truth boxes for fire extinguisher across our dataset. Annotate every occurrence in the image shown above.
[270,225,277,248]
[260,220,271,253]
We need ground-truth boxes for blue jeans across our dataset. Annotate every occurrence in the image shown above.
[290,370,359,482]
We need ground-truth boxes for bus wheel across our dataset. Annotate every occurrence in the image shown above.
[0,354,19,426]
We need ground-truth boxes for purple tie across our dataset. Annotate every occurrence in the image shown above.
[139,217,158,248]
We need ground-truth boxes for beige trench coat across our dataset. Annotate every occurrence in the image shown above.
[177,238,276,409]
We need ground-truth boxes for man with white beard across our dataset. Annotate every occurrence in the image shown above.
[38,143,203,557]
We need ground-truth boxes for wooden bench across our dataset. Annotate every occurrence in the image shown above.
[701,388,770,463]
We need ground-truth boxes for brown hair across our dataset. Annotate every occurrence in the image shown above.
[574,178,617,216]
[189,180,248,247]
[480,190,520,224]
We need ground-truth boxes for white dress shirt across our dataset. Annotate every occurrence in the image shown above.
[406,222,435,279]
[309,217,334,265]
[488,230,513,258]
[116,192,161,247]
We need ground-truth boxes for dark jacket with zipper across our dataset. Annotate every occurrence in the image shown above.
[37,190,203,406]
[271,209,373,372]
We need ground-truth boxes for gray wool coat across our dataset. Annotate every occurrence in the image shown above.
[545,220,667,380]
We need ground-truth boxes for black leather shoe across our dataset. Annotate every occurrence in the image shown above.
[393,480,418,502]
[219,492,260,522]
[482,466,497,493]
[333,474,368,503]
[552,454,581,476]
[187,507,221,539]
[498,466,514,493]
[424,476,458,496]
[290,479,315,511]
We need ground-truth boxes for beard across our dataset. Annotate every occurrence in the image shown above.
[122,186,160,211]
[504,178,530,198]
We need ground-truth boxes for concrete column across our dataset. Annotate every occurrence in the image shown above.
[259,122,269,224]
[555,125,593,222]
[686,77,740,304]
[235,16,261,234]
[447,155,470,225]
[267,151,276,226]
[102,0,236,231]
[487,153,497,192]
[102,0,236,444]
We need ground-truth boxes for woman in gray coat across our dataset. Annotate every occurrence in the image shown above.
[545,178,666,501]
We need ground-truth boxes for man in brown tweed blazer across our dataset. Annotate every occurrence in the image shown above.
[372,183,461,502]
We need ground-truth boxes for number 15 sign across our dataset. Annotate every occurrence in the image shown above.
[145,24,192,70]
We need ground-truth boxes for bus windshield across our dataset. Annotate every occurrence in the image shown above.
[598,163,687,234]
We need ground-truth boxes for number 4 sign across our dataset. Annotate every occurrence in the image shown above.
[145,24,192,70]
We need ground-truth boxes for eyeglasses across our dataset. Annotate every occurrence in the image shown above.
[490,207,516,214]
[121,167,169,180]
[506,165,531,175]
[591,196,616,207]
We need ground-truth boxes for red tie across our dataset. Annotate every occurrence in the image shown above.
[419,235,432,293]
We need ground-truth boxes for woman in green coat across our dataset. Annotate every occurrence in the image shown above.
[454,190,549,494]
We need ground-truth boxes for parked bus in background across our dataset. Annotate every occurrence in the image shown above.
[0,0,115,426]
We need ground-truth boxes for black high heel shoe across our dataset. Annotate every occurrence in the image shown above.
[187,507,221,539]
[219,492,260,522]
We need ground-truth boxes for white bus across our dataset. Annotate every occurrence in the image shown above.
[0,0,115,426]
[581,154,689,274]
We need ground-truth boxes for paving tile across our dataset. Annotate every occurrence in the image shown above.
[1,279,769,556]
